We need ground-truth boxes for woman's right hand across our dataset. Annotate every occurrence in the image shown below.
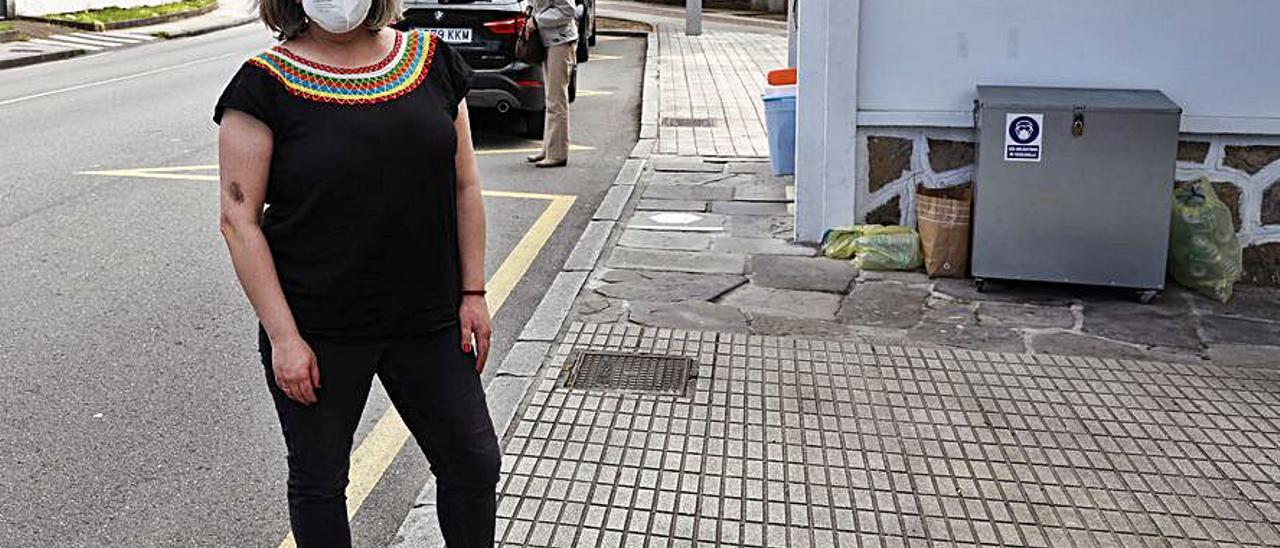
[272,336,321,405]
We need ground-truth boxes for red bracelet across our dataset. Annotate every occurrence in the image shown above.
[462,289,487,296]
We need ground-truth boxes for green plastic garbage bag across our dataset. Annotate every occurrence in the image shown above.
[821,225,913,260]
[1169,178,1241,303]
[852,230,924,271]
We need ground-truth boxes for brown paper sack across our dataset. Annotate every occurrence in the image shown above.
[915,187,972,278]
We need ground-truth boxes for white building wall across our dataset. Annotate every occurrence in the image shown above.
[855,0,1280,134]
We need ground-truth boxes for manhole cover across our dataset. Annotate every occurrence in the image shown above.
[661,117,717,128]
[562,351,695,394]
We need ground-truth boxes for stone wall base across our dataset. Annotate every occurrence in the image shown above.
[857,127,1280,287]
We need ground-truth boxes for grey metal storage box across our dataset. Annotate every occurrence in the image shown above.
[972,86,1181,296]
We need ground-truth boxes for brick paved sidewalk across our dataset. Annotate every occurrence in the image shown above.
[652,26,787,158]
[493,324,1280,547]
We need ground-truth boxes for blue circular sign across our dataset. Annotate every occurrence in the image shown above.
[1008,116,1040,144]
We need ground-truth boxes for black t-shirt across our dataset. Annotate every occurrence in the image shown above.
[214,29,474,340]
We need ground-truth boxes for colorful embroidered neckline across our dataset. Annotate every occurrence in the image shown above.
[248,30,437,105]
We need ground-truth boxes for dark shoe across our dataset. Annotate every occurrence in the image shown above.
[534,159,567,168]
[525,154,546,163]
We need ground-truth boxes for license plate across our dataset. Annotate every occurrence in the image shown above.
[428,28,472,44]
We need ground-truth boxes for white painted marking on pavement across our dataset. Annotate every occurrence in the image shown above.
[27,38,97,51]
[0,51,241,108]
[102,31,156,41]
[73,32,142,44]
[42,34,121,48]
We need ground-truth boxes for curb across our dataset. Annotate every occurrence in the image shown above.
[0,30,21,42]
[150,15,257,39]
[389,31,662,548]
[0,47,84,70]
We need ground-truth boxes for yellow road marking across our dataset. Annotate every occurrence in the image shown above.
[476,144,594,155]
[591,54,624,61]
[80,169,219,181]
[576,89,614,97]
[78,144,597,178]
[80,165,576,548]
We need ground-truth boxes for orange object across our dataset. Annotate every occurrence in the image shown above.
[767,68,797,86]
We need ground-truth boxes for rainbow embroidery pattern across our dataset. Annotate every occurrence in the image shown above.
[248,29,437,105]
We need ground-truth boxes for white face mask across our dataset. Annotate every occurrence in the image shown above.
[302,0,372,34]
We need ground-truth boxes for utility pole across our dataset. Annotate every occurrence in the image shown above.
[687,0,702,36]
[787,0,798,66]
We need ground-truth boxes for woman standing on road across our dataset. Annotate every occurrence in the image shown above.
[526,0,578,168]
[214,0,499,544]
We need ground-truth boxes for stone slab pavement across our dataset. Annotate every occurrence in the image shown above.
[573,155,1280,368]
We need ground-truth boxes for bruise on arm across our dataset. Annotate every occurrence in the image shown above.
[227,180,246,204]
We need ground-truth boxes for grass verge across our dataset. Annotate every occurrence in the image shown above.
[46,0,215,26]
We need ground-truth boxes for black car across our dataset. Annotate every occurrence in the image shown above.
[397,0,596,138]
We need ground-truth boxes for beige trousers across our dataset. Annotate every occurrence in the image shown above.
[541,41,576,162]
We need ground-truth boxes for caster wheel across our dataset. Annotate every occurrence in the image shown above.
[1137,290,1159,304]
[974,279,988,293]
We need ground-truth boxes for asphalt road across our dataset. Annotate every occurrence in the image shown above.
[0,23,644,547]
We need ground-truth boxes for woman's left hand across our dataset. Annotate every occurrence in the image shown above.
[459,294,492,372]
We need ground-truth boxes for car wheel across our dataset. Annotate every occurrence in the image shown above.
[588,14,597,46]
[569,69,578,103]
[524,109,546,139]
[577,23,590,63]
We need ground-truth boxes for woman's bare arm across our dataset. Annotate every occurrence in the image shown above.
[454,102,492,371]
[218,110,320,404]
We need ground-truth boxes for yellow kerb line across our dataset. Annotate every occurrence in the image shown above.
[476,144,594,156]
[79,166,577,548]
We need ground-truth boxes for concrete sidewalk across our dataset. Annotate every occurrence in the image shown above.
[130,0,258,38]
[392,17,1280,548]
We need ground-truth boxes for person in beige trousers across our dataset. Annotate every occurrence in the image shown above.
[526,0,578,168]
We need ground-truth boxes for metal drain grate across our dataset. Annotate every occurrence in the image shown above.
[562,351,695,394]
[660,117,717,128]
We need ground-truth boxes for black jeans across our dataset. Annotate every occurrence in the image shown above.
[260,326,500,548]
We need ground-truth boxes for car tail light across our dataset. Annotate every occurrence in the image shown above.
[484,18,524,35]
[515,80,544,87]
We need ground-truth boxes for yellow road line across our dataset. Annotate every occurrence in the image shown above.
[592,54,624,61]
[78,144,597,178]
[80,169,219,181]
[575,89,614,97]
[481,192,575,315]
[80,170,581,205]
[475,144,594,155]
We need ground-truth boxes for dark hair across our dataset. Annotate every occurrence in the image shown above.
[256,0,404,40]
